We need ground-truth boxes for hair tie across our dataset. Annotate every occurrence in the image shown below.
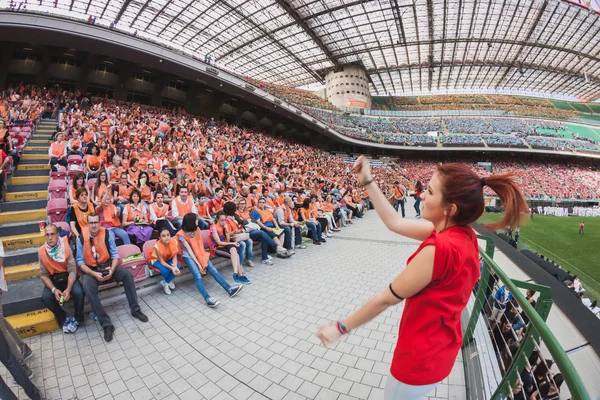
[481,177,486,187]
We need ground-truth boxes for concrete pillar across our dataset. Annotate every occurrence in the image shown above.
[325,66,372,110]
[78,53,97,92]
[113,64,135,101]
[153,77,168,106]
[36,50,50,87]
[0,45,15,89]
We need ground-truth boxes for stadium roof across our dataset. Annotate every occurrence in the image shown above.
[4,0,600,101]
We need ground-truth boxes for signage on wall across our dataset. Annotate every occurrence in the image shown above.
[343,94,368,108]
[206,66,219,75]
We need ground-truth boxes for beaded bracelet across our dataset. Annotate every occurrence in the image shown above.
[336,321,350,335]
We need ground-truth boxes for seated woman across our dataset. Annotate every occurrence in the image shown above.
[96,189,131,245]
[234,199,290,265]
[298,199,325,245]
[86,144,103,180]
[137,171,154,205]
[113,172,132,212]
[49,132,68,172]
[68,172,88,206]
[324,195,342,231]
[69,187,95,239]
[127,158,141,187]
[147,227,181,295]
[310,195,333,237]
[67,131,83,157]
[222,202,255,268]
[210,212,250,284]
[177,213,243,307]
[122,189,153,248]
[149,191,176,237]
[91,169,110,207]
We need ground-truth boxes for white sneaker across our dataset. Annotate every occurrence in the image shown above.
[160,280,171,295]
[168,281,175,290]
[261,259,274,265]
[267,255,273,260]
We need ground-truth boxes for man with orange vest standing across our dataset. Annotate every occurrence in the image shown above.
[393,182,406,218]
[76,213,148,342]
[39,224,85,333]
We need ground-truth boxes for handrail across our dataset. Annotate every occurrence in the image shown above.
[473,235,590,400]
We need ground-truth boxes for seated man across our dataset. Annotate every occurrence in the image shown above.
[76,213,148,342]
[39,224,85,333]
[274,197,306,251]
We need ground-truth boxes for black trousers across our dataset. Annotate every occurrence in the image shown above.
[0,329,41,400]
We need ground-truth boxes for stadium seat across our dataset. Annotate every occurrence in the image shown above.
[68,155,83,165]
[87,178,97,190]
[142,240,159,277]
[46,198,68,223]
[48,179,67,199]
[117,244,148,283]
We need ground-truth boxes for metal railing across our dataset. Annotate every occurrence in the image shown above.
[462,235,590,400]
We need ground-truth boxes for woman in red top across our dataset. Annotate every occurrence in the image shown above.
[414,181,423,218]
[318,156,527,399]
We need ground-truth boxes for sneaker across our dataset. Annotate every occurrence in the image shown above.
[229,285,244,298]
[313,240,321,245]
[261,259,274,265]
[160,280,172,295]
[168,281,176,290]
[206,298,220,308]
[267,255,273,260]
[295,244,307,249]
[233,273,241,283]
[287,248,296,255]
[319,238,327,243]
[62,317,72,334]
[103,326,115,342]
[68,317,79,333]
[19,343,33,362]
[276,247,292,258]
[238,275,251,284]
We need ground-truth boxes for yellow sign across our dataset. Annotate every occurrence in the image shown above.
[5,190,48,201]
[18,164,49,170]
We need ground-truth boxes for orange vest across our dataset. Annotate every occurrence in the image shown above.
[255,208,274,223]
[174,197,193,216]
[197,202,210,219]
[150,203,168,219]
[94,183,108,202]
[140,185,152,202]
[38,237,71,276]
[125,203,146,222]
[74,202,95,229]
[100,204,121,228]
[177,229,210,268]
[117,184,131,198]
[81,227,110,267]
[148,237,179,264]
[51,142,66,158]
[83,130,94,143]
[87,155,101,169]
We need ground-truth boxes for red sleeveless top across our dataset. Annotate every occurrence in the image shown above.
[390,225,479,385]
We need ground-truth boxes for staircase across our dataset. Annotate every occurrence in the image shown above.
[1,119,58,336]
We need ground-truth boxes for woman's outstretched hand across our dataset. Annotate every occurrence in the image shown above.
[317,324,342,347]
[352,155,372,183]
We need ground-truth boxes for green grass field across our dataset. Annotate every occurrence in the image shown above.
[478,213,600,300]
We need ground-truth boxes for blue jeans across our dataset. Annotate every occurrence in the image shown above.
[306,221,322,241]
[282,226,302,248]
[198,218,209,230]
[172,219,182,230]
[155,220,176,237]
[414,197,421,216]
[152,260,180,284]
[183,257,231,302]
[249,230,278,260]
[109,227,131,244]
[40,279,85,325]
[237,239,253,263]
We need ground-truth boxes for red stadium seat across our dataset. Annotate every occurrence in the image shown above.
[50,170,67,180]
[46,198,68,223]
[142,240,159,277]
[117,244,148,283]
[48,179,67,199]
[54,221,70,234]
[87,178,96,190]
[68,155,83,165]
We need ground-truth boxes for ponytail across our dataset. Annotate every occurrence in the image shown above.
[437,165,528,230]
[483,173,528,231]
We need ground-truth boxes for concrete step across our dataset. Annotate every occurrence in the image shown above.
[24,148,49,154]
[1,231,45,251]
[6,309,58,339]
[21,154,48,161]
[19,159,48,165]
[5,190,48,202]
[13,169,50,177]
[0,221,43,238]
[7,183,48,193]
[2,277,45,316]
[0,208,46,224]
[11,176,49,185]
[3,246,39,267]
[0,200,47,213]
[17,163,49,171]
[28,139,51,144]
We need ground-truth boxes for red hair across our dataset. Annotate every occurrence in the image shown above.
[437,164,528,231]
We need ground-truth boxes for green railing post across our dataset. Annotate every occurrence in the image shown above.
[471,235,590,400]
